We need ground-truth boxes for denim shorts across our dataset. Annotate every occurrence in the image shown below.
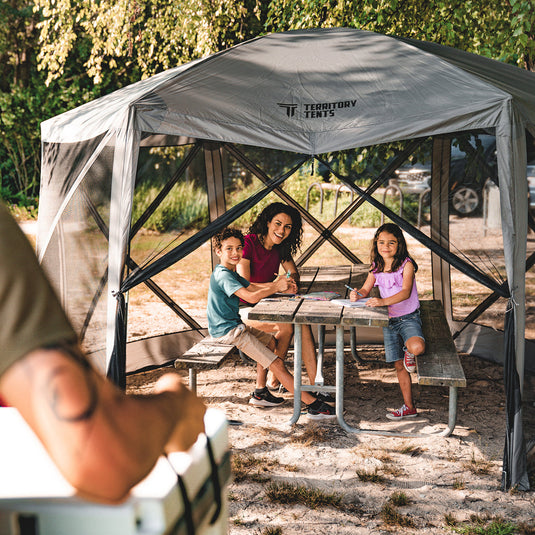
[383,309,425,363]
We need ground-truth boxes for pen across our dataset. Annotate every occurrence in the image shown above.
[345,284,363,297]
[286,270,291,279]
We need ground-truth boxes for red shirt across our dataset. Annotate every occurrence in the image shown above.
[242,234,282,283]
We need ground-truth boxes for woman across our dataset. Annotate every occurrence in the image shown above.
[238,202,332,405]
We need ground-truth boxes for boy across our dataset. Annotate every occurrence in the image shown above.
[207,227,335,420]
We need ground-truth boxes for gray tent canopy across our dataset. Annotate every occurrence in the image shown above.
[38,28,535,490]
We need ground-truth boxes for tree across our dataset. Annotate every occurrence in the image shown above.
[265,0,535,71]
[34,0,268,83]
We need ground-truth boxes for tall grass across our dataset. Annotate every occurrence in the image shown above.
[131,180,208,232]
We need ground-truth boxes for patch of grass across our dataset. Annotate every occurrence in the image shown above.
[232,453,299,483]
[394,442,422,456]
[453,478,466,490]
[356,468,385,483]
[388,490,410,507]
[462,453,493,475]
[259,527,283,535]
[265,481,343,510]
[449,515,518,535]
[380,502,415,528]
[445,513,458,526]
[290,425,329,445]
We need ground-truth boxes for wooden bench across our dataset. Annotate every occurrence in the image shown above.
[174,339,236,394]
[416,300,466,436]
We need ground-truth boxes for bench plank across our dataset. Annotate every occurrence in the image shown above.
[417,300,466,388]
[174,341,235,371]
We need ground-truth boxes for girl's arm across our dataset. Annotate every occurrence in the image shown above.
[366,261,415,307]
[350,272,376,301]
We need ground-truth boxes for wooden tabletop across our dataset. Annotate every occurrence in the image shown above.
[248,265,389,327]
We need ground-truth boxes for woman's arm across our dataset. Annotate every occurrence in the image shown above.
[0,345,206,504]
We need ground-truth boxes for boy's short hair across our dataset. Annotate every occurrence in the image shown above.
[212,227,244,250]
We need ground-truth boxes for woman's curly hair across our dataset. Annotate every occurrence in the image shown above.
[248,202,303,261]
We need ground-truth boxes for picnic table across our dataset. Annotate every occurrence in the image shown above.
[248,265,391,434]
[249,265,465,437]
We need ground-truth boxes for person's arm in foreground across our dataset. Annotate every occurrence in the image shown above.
[0,344,206,504]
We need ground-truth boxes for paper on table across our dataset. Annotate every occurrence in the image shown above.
[331,298,371,307]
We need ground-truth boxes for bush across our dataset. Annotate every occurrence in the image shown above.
[131,180,208,231]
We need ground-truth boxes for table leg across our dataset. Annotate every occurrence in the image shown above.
[289,323,303,425]
[315,325,325,386]
[335,325,360,433]
[349,326,366,365]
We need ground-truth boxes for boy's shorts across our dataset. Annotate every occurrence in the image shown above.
[208,324,277,369]
[383,309,425,363]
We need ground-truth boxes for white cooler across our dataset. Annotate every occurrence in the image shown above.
[0,407,230,535]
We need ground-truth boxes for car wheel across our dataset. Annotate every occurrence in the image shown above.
[450,186,481,216]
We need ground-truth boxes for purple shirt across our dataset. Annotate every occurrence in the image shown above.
[373,258,420,318]
[242,234,282,283]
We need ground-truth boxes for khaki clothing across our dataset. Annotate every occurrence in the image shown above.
[0,203,76,377]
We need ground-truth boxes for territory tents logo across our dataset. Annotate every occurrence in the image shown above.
[278,100,357,119]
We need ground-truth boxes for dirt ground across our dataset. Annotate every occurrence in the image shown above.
[127,346,535,534]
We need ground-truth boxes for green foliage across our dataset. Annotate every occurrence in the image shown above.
[449,515,518,535]
[265,0,535,69]
[34,0,269,84]
[131,180,208,231]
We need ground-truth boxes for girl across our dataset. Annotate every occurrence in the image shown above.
[350,223,425,420]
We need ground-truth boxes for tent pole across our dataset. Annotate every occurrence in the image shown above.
[204,142,227,270]
[430,136,452,318]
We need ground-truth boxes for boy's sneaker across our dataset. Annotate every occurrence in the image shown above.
[307,399,336,420]
[403,349,417,373]
[386,404,417,420]
[249,387,285,407]
[314,392,335,404]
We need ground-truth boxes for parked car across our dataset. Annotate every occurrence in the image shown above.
[391,134,497,216]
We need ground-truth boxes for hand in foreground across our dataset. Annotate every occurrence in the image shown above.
[153,374,207,453]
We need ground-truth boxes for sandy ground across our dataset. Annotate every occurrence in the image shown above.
[127,346,535,534]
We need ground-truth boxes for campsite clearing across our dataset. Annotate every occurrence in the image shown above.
[128,348,535,534]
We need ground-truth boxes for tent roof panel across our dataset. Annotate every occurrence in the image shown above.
[41,27,528,152]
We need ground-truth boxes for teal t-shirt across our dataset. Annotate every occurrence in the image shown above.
[207,264,250,338]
